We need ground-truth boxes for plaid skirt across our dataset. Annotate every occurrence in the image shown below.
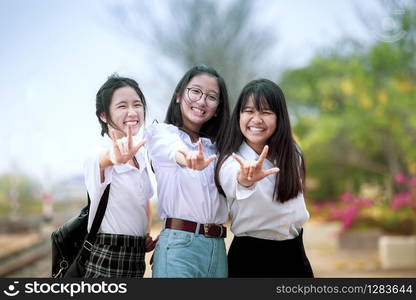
[84,233,146,278]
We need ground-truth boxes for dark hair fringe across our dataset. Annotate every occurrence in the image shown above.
[164,65,230,148]
[95,73,146,136]
[215,79,306,203]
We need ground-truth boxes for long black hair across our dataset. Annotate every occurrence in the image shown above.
[165,65,230,147]
[215,79,305,203]
[96,74,146,136]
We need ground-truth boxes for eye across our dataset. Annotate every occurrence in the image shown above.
[242,108,254,113]
[262,110,274,115]
[189,88,202,95]
[134,102,143,107]
[207,95,218,102]
[117,105,127,109]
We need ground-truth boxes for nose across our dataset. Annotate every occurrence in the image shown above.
[127,106,136,116]
[251,112,263,123]
[196,95,208,106]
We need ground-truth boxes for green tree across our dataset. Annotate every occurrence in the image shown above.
[280,2,416,201]
[110,0,278,104]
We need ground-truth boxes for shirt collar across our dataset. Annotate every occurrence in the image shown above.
[177,129,214,150]
[239,141,274,169]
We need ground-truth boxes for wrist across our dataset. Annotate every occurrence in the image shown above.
[99,151,113,169]
[237,175,255,188]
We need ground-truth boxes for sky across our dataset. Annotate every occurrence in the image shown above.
[0,0,388,186]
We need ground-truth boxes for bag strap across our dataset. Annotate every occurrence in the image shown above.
[83,184,111,250]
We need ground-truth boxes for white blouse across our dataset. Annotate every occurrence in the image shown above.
[219,142,309,240]
[84,141,153,237]
[144,123,228,224]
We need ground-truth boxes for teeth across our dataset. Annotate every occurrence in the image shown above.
[248,127,264,132]
[192,107,205,114]
[125,121,138,125]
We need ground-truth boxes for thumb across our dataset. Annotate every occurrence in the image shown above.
[206,155,217,165]
[265,167,280,177]
[133,139,146,153]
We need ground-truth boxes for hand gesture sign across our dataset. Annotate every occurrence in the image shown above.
[232,145,280,187]
[108,125,146,165]
[177,142,217,170]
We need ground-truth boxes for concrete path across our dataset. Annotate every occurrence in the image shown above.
[144,221,416,278]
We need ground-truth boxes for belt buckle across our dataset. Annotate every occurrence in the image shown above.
[203,224,222,238]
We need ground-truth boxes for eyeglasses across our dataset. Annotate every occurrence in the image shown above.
[186,87,219,107]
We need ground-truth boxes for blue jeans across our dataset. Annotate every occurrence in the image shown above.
[152,228,228,278]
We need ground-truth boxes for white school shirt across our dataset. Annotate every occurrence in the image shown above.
[84,140,153,236]
[144,123,228,224]
[219,141,309,240]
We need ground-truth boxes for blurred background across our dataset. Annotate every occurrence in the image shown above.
[0,0,415,277]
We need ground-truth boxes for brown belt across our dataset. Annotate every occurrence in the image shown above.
[165,218,227,238]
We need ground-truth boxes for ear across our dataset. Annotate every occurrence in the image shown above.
[176,95,181,104]
[99,113,107,123]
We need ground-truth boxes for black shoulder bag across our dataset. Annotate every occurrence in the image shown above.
[51,184,110,278]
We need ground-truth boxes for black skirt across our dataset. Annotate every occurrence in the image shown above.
[228,229,314,278]
[84,233,146,278]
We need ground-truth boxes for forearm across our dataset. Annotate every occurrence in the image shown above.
[99,151,113,183]
[146,199,152,233]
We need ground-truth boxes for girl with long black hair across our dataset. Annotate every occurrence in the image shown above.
[215,79,313,278]
[145,65,231,277]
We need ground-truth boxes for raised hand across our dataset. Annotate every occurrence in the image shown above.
[177,142,217,170]
[232,145,280,187]
[109,125,146,165]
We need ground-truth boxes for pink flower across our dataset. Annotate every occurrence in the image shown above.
[356,197,373,208]
[340,192,354,203]
[391,192,412,210]
[395,173,407,184]
[341,206,358,230]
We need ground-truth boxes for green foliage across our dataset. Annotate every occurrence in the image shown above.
[0,173,42,216]
[281,4,416,201]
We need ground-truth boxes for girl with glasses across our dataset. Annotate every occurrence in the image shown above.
[215,79,314,278]
[145,65,230,277]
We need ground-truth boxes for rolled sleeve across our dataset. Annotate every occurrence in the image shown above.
[84,153,113,205]
[144,123,187,165]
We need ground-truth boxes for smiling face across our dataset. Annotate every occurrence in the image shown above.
[239,95,277,154]
[177,73,219,133]
[100,86,144,136]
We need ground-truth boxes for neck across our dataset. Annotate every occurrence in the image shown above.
[181,121,201,143]
[246,141,264,156]
[181,127,200,143]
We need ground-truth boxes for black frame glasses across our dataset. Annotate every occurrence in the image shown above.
[185,87,219,107]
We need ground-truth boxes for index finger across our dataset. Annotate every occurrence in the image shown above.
[127,125,133,149]
[257,145,269,165]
